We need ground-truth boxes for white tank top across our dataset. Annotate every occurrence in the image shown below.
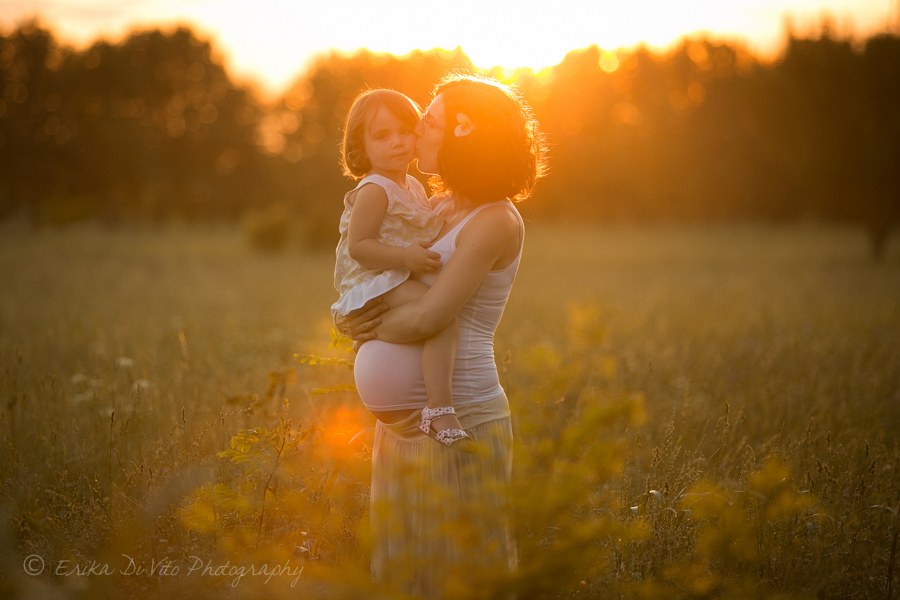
[353,199,524,410]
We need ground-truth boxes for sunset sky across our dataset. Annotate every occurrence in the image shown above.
[2,0,896,95]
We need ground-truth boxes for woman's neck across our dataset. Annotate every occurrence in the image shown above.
[452,192,509,217]
[451,193,478,214]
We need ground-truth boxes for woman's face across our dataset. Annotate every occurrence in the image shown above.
[414,94,446,175]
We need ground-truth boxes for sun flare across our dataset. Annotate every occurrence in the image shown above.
[1,0,892,93]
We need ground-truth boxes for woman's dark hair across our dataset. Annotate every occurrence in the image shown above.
[431,74,548,203]
[340,89,421,179]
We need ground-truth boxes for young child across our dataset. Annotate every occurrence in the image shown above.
[332,89,473,452]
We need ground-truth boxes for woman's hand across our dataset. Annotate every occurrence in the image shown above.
[334,297,390,341]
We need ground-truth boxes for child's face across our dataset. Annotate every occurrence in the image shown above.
[363,104,416,176]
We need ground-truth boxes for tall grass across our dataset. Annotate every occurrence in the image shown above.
[0,222,898,599]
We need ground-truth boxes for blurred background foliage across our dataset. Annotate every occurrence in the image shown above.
[1,20,898,256]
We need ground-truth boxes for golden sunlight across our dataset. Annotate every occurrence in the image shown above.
[2,0,893,94]
[599,50,620,73]
[322,406,369,453]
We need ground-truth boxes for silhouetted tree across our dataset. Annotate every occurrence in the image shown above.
[0,22,268,223]
[861,34,900,259]
[1,20,898,257]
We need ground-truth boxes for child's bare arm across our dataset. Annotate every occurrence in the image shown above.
[347,184,442,273]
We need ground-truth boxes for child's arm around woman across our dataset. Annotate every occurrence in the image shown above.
[347,182,441,275]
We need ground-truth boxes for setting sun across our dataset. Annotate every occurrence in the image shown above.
[2,0,894,94]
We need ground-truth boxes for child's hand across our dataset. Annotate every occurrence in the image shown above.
[403,241,442,274]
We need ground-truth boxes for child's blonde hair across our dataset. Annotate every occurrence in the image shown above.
[340,89,422,179]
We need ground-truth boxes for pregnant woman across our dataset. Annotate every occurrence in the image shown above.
[339,73,547,598]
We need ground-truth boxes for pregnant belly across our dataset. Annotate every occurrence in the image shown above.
[354,340,428,410]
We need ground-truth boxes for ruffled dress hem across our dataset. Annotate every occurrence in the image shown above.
[331,267,411,317]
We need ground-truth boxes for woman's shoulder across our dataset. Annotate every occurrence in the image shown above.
[460,202,521,245]
[474,202,520,226]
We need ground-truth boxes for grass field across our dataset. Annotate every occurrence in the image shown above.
[1,222,898,599]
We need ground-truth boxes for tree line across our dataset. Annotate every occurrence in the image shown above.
[1,21,897,256]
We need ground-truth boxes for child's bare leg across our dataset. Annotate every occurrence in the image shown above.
[422,315,459,435]
[378,279,429,307]
[379,281,463,435]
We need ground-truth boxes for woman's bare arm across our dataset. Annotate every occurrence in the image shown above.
[370,205,520,343]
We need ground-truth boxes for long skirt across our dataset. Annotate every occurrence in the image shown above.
[370,393,517,599]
